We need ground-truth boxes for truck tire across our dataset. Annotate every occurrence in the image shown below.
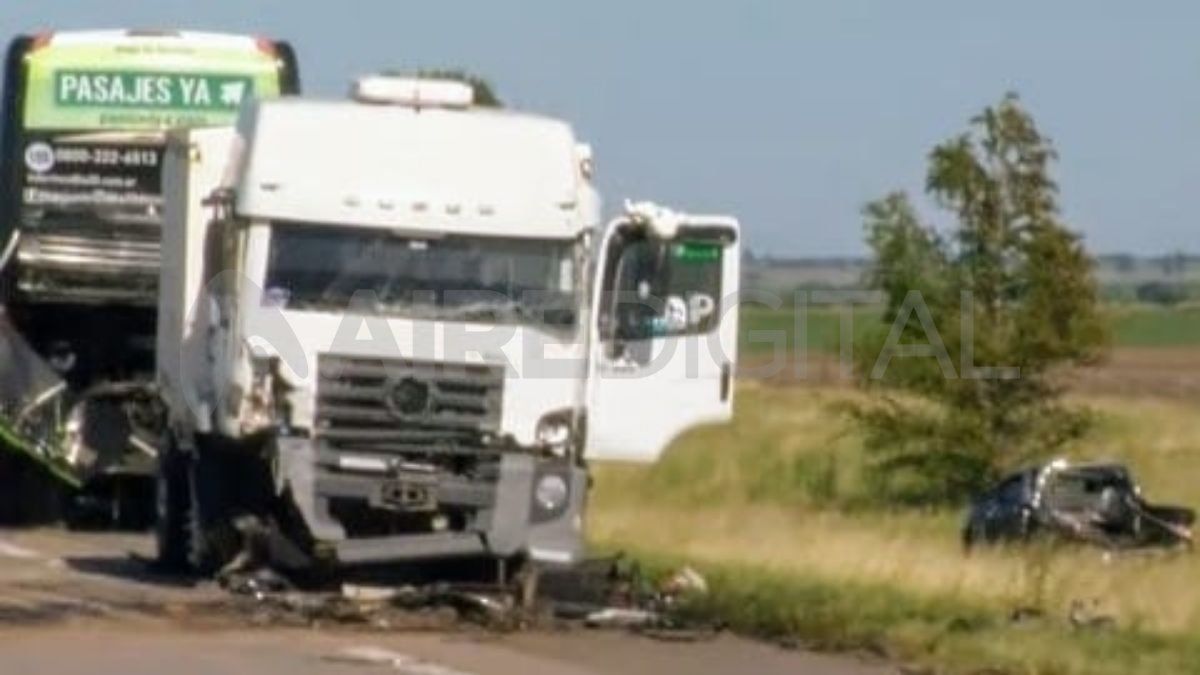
[154,441,191,571]
[186,436,247,575]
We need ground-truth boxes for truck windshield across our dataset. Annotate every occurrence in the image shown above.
[264,222,579,328]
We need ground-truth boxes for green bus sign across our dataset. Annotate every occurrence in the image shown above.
[55,70,254,111]
[23,42,282,131]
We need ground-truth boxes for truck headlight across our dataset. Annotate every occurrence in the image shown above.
[241,355,294,434]
[537,420,571,447]
[536,412,576,455]
[534,473,570,513]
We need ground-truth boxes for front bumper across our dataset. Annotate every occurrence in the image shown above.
[274,436,586,567]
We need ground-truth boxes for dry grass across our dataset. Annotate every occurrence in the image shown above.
[588,381,1200,643]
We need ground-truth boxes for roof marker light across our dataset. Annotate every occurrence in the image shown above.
[254,36,278,57]
[29,33,53,52]
[352,76,473,109]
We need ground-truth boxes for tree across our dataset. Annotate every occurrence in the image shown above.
[417,69,503,108]
[852,94,1107,504]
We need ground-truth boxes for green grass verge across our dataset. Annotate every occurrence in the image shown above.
[588,384,1200,674]
[1108,305,1200,347]
[738,304,1200,357]
[615,549,1200,675]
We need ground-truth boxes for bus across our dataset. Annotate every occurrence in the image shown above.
[0,30,300,524]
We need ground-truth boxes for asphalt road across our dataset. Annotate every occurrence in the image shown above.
[0,529,895,675]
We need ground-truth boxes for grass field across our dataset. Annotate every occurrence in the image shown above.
[739,304,1200,357]
[1108,305,1200,347]
[587,382,1200,674]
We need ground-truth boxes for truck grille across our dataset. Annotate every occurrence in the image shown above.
[316,355,504,455]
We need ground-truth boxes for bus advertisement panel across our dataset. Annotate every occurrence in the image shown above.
[17,37,284,213]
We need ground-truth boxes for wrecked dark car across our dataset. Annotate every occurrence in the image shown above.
[963,460,1194,550]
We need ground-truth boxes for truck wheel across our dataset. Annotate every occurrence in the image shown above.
[185,437,242,575]
[154,442,191,571]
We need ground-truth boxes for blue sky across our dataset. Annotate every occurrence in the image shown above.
[5,1,1198,256]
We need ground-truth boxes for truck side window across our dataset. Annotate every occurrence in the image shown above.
[612,237,661,342]
[601,235,725,342]
[661,239,723,336]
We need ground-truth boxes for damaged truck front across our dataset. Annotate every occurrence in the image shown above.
[0,30,299,522]
[155,77,741,574]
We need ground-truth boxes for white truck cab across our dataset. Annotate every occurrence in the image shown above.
[156,77,740,572]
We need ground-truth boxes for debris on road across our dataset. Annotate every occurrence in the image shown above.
[583,607,660,629]
[205,551,719,640]
[323,645,479,675]
[542,554,718,640]
[1067,599,1117,632]
[660,565,709,598]
[963,459,1194,551]
[0,538,41,559]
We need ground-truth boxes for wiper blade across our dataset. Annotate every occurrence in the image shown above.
[438,300,524,321]
[441,300,577,327]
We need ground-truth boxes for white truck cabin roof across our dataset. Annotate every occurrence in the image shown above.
[233,98,594,239]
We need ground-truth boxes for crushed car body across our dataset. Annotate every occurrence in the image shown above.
[963,459,1194,550]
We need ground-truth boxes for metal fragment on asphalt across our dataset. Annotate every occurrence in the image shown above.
[324,646,479,675]
[0,539,40,559]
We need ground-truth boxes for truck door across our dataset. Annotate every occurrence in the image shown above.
[584,211,740,463]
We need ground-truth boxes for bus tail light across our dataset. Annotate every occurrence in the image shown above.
[30,33,53,52]
[255,37,278,58]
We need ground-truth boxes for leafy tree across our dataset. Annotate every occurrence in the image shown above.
[852,94,1107,504]
[417,69,503,107]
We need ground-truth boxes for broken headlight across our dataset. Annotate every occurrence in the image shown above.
[241,355,294,435]
[535,410,577,456]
